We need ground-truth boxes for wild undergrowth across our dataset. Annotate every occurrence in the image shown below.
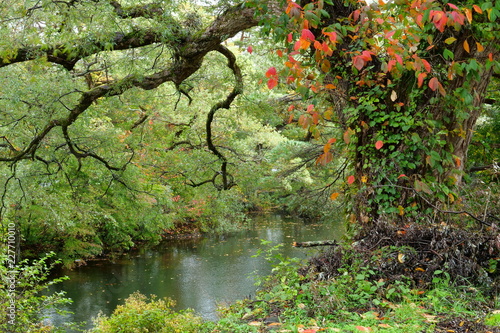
[208,228,500,333]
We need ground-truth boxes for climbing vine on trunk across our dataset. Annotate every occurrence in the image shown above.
[261,0,499,224]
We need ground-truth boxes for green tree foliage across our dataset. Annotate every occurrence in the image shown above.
[0,0,340,263]
[0,0,498,264]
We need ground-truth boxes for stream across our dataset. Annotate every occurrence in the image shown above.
[46,213,344,331]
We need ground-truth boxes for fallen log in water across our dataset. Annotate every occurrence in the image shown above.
[292,240,338,248]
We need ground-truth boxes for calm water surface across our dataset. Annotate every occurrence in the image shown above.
[47,213,343,330]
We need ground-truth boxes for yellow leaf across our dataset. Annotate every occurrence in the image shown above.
[361,176,368,183]
[444,37,456,44]
[398,253,405,263]
[464,7,473,23]
[398,205,405,216]
[248,321,263,326]
[330,192,340,201]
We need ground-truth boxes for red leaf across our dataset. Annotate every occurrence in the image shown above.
[447,3,459,10]
[328,138,337,144]
[421,59,431,73]
[247,46,253,54]
[360,50,373,61]
[398,174,407,179]
[395,54,403,65]
[287,33,293,43]
[323,31,337,43]
[307,104,314,113]
[353,56,365,70]
[375,140,384,150]
[294,40,301,51]
[347,175,355,185]
[276,49,283,57]
[267,78,278,90]
[428,77,439,91]
[301,28,315,41]
[387,59,396,72]
[265,67,277,78]
[352,9,360,21]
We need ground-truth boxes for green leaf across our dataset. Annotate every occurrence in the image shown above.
[443,49,454,60]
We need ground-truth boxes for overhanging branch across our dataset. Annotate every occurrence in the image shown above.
[204,45,243,190]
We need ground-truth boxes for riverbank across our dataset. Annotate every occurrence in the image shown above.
[89,222,500,333]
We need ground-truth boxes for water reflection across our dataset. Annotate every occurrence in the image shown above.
[46,214,343,330]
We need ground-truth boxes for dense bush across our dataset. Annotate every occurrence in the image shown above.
[89,292,203,333]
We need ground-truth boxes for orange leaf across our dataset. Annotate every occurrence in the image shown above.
[375,140,384,150]
[325,83,336,89]
[473,4,483,14]
[321,59,331,73]
[463,40,470,53]
[330,192,340,200]
[328,138,337,144]
[347,175,355,185]
[476,42,484,52]
[343,129,351,144]
[356,326,372,332]
[417,72,427,88]
[438,81,446,96]
[464,7,473,23]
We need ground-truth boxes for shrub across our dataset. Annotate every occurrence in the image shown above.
[90,292,203,333]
